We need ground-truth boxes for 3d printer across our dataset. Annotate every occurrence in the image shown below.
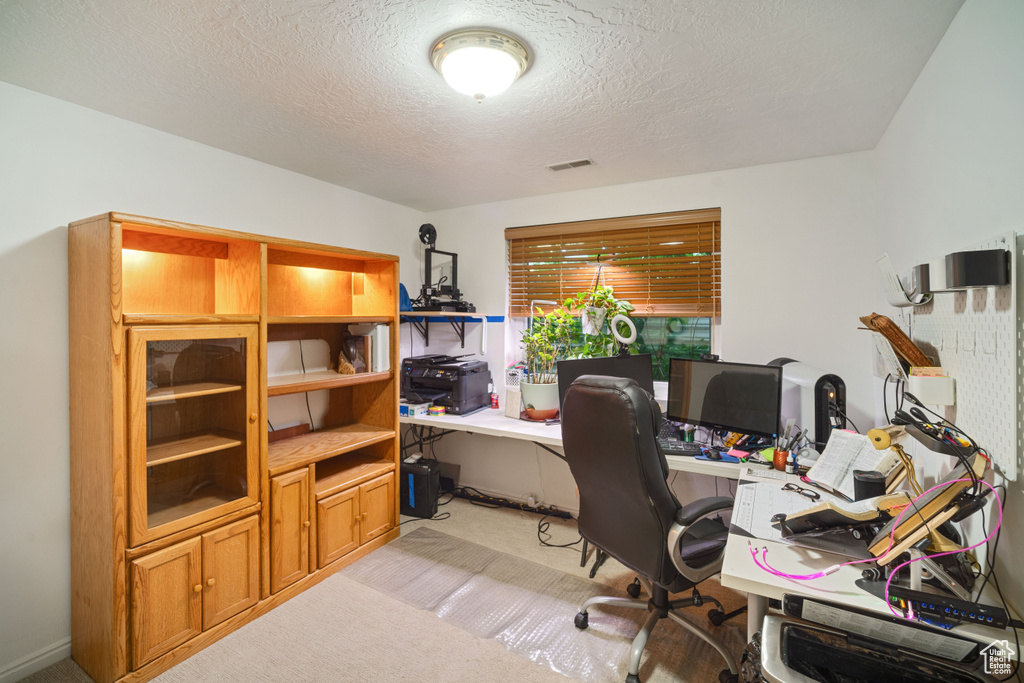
[413,223,475,313]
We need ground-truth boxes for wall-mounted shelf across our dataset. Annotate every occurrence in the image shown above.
[400,312,504,349]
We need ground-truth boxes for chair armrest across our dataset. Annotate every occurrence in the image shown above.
[668,496,733,584]
[675,496,734,526]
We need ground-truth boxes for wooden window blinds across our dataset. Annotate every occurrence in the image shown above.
[505,208,721,318]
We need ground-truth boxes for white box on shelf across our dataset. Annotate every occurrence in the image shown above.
[907,375,955,406]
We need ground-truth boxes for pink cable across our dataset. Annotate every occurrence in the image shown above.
[881,478,1002,619]
[749,478,1002,620]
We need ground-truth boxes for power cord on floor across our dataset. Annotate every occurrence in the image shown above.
[398,492,455,526]
[537,513,582,552]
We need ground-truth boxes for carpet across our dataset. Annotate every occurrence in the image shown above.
[342,526,746,683]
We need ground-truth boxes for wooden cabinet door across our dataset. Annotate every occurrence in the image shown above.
[126,325,260,547]
[317,487,360,568]
[359,473,395,544]
[270,469,309,593]
[130,538,202,669]
[201,515,259,630]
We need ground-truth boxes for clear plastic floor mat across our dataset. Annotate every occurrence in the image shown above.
[341,526,744,683]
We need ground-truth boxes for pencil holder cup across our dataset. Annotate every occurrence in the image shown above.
[773,449,789,472]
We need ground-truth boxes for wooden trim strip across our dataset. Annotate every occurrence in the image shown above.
[504,208,721,239]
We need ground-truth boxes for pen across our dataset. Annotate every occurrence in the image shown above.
[786,428,807,452]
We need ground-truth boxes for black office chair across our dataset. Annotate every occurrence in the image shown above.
[562,375,740,683]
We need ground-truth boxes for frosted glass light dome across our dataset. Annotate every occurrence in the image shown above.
[431,29,529,102]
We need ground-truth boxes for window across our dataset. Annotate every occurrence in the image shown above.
[505,208,720,381]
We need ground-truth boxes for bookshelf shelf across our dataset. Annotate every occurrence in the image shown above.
[267,423,395,476]
[267,370,391,396]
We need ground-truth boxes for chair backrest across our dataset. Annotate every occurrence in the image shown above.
[561,375,682,587]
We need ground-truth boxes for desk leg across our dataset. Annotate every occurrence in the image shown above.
[747,593,767,642]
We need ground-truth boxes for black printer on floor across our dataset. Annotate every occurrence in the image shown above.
[401,354,490,416]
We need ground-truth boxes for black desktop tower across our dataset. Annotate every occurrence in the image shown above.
[400,459,440,518]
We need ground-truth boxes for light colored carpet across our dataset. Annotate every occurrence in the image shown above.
[19,498,747,682]
[344,525,746,683]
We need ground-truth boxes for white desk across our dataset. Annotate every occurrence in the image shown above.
[721,468,1007,646]
[400,408,747,479]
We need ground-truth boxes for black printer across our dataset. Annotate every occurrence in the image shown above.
[401,354,490,416]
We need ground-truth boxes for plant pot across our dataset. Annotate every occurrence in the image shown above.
[519,380,560,420]
[581,306,606,336]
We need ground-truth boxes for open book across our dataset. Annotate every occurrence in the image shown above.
[804,430,902,501]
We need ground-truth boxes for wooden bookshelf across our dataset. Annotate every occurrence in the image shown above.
[70,212,400,683]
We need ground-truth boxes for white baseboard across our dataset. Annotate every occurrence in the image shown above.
[0,638,71,683]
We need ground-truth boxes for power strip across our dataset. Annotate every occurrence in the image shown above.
[886,585,1008,630]
[451,489,571,519]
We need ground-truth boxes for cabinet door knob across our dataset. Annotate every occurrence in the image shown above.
[249,412,258,422]
[193,584,203,593]
[303,520,311,528]
[207,578,216,587]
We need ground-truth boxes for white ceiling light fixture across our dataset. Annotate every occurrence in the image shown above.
[430,28,529,103]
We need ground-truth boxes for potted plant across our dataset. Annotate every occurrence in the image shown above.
[517,287,636,419]
[562,285,636,358]
[519,304,574,419]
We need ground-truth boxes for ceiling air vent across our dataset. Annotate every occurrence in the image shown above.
[547,158,594,171]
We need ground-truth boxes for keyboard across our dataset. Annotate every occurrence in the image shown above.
[659,440,705,456]
[657,420,704,455]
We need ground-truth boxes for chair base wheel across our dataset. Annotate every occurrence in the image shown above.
[625,674,641,683]
[574,611,589,630]
[718,670,738,683]
[626,578,642,598]
[708,608,725,626]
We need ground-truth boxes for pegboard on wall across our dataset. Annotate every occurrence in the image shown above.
[908,232,1017,480]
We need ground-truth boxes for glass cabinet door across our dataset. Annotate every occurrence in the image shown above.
[128,325,259,546]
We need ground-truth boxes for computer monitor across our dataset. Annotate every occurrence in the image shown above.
[556,354,655,408]
[666,358,782,439]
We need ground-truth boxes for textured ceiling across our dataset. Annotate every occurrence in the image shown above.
[0,0,963,211]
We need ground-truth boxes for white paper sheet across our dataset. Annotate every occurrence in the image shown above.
[732,481,826,541]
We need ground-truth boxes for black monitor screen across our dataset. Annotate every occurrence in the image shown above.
[666,358,782,438]
[557,354,655,408]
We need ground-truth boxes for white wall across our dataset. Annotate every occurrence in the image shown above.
[5,0,1021,674]
[874,0,1024,612]
[0,81,425,681]
[422,151,880,511]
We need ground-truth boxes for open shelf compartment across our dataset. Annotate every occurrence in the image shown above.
[267,423,395,476]
[267,245,397,318]
[120,223,261,317]
[314,450,395,499]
